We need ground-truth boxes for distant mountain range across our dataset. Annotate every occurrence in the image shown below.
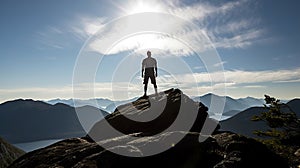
[46,97,138,113]
[46,93,266,119]
[193,93,265,120]
[46,94,296,122]
[0,99,109,144]
[220,99,300,138]
[46,98,114,109]
[1,94,296,144]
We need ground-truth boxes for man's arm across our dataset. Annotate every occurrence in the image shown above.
[142,60,144,78]
[155,59,157,77]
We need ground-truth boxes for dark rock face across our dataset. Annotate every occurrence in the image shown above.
[0,137,24,168]
[9,132,288,168]
[88,88,215,142]
[9,89,289,168]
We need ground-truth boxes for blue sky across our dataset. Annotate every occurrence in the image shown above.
[0,0,300,102]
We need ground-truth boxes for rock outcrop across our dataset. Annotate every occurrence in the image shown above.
[0,137,24,168]
[87,88,215,142]
[9,89,289,168]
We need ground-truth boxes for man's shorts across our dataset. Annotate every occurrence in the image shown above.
[143,74,156,85]
[143,68,156,85]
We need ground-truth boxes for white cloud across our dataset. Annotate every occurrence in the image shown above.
[90,33,195,56]
[36,26,67,49]
[167,0,266,50]
[214,61,227,67]
[139,68,300,95]
[212,20,255,35]
[156,0,264,50]
[274,79,300,83]
[81,68,300,100]
[105,68,299,98]
[36,0,265,53]
[1,68,300,103]
[168,0,246,22]
[185,68,300,84]
[209,29,265,49]
[67,0,265,56]
[193,66,203,70]
[70,16,107,40]
[35,16,107,49]
[0,86,74,103]
[243,85,265,88]
[224,68,300,84]
[168,3,216,21]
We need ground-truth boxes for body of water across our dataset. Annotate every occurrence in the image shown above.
[14,139,62,152]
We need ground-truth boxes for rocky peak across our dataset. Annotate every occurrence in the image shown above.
[87,88,216,142]
[0,137,24,168]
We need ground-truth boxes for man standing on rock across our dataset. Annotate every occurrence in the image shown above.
[142,50,158,97]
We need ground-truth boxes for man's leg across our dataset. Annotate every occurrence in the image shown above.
[143,76,149,96]
[152,75,157,95]
[150,75,157,95]
[154,83,158,95]
[144,84,148,96]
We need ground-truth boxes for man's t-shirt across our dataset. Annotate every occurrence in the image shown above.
[142,57,157,76]
[142,57,157,68]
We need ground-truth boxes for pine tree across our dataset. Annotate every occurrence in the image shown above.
[252,95,300,142]
[251,95,300,167]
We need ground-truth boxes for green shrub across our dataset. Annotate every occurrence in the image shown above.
[251,95,300,167]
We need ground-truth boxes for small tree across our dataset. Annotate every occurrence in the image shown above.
[252,95,300,143]
[252,95,300,167]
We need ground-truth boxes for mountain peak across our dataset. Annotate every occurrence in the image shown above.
[1,98,34,104]
[0,98,109,144]
[0,99,50,108]
[88,88,217,141]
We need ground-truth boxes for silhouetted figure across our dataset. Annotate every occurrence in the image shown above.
[142,51,158,96]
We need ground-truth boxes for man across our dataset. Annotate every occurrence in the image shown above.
[142,50,158,96]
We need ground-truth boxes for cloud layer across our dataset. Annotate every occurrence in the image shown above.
[2,68,300,102]
[81,0,265,55]
[39,0,265,54]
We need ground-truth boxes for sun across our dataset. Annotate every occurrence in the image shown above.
[126,1,164,15]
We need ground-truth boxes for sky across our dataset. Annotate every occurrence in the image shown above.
[0,0,300,102]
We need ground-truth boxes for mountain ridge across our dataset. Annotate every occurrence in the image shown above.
[193,93,265,120]
[220,99,300,138]
[0,99,109,144]
[44,93,267,118]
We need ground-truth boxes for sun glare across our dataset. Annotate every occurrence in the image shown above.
[126,1,164,15]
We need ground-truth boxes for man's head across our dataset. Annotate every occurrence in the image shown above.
[147,50,151,57]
